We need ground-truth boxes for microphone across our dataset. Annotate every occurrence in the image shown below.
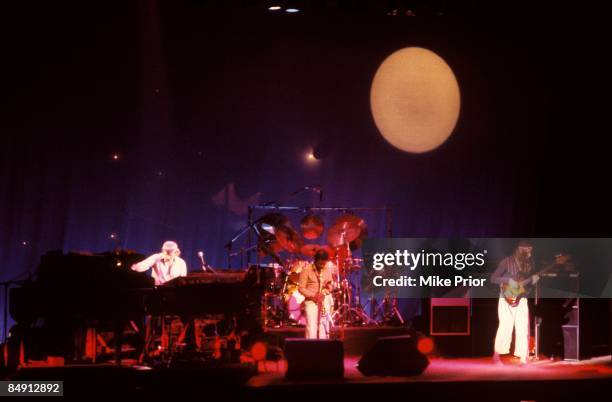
[197,251,206,271]
[197,251,217,274]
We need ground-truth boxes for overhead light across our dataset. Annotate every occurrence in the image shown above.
[268,6,282,11]
[286,8,300,13]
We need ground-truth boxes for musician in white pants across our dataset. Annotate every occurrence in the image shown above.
[494,297,530,363]
[298,250,334,339]
[491,241,538,364]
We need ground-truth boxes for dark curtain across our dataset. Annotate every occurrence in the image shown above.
[2,1,610,339]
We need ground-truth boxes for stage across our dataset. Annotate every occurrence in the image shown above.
[249,355,612,401]
[10,354,612,400]
[3,1,612,399]
[8,324,612,399]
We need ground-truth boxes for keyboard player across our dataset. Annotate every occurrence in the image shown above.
[131,241,190,359]
[131,240,187,285]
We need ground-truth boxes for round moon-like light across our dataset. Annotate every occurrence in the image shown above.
[370,47,461,153]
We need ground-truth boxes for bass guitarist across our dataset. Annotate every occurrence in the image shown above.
[491,240,539,365]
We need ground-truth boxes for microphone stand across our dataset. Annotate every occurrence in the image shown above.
[224,215,267,268]
[261,185,323,208]
[199,253,218,275]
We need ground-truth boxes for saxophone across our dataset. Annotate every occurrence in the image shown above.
[319,271,326,317]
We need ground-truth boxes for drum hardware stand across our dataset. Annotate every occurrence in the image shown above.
[331,273,377,326]
[362,267,381,325]
[362,293,380,325]
[349,277,378,326]
[332,295,377,326]
[371,290,404,325]
[534,278,541,360]
[330,238,376,326]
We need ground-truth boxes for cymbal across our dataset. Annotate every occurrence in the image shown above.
[275,225,304,254]
[300,214,324,240]
[258,213,289,231]
[299,244,336,259]
[350,225,368,251]
[327,214,366,247]
[257,240,284,257]
[256,213,293,256]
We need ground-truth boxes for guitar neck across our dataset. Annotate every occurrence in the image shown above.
[519,263,557,286]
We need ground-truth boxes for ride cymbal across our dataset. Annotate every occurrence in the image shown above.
[327,214,366,247]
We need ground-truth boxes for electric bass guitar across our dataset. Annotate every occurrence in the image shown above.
[501,263,556,307]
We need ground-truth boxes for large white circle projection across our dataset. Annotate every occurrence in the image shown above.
[370,47,461,153]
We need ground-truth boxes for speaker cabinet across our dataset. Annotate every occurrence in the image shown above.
[284,338,344,380]
[357,334,429,376]
[562,298,611,360]
[430,298,470,335]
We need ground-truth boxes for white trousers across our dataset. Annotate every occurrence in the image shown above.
[304,299,332,339]
[494,297,530,361]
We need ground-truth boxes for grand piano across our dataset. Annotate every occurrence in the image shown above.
[8,250,263,365]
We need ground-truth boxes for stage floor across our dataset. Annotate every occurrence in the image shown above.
[249,355,612,385]
[9,355,612,400]
[248,355,612,401]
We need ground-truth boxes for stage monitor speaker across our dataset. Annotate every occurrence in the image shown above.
[357,334,429,376]
[284,338,344,380]
[561,298,611,360]
[562,325,579,360]
[430,298,470,335]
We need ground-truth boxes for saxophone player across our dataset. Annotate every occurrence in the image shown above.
[298,250,334,339]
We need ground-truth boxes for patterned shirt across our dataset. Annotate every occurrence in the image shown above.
[491,255,533,284]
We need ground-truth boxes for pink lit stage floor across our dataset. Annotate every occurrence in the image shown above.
[248,355,612,401]
[11,355,611,399]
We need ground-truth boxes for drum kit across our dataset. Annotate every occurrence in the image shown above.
[255,212,378,328]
